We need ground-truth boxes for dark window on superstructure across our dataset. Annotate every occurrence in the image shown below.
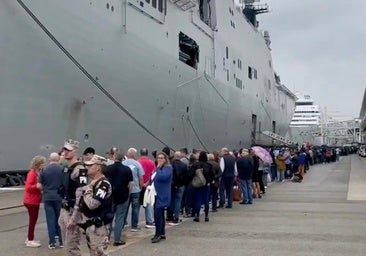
[179,32,199,69]
[238,59,242,70]
[226,47,229,59]
[152,0,157,8]
[272,121,276,133]
[227,70,229,81]
[236,78,243,89]
[268,79,271,89]
[145,0,150,3]
[254,69,257,79]
[251,114,257,144]
[269,60,272,68]
[158,0,163,12]
[199,0,216,28]
[248,66,253,79]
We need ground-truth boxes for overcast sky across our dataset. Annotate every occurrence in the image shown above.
[257,0,366,119]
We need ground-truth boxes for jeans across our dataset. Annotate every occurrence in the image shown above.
[239,179,252,203]
[125,192,140,229]
[277,170,285,181]
[168,186,185,221]
[219,176,234,207]
[270,165,277,182]
[113,200,129,242]
[193,186,209,217]
[145,203,154,225]
[184,184,194,215]
[154,206,166,237]
[210,186,218,210]
[44,200,62,244]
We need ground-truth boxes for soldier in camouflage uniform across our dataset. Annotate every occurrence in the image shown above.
[76,155,113,256]
[58,139,87,256]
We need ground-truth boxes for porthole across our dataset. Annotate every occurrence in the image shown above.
[106,3,109,9]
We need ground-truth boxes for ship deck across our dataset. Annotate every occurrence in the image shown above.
[1,155,366,256]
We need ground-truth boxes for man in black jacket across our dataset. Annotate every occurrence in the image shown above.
[167,151,188,224]
[236,149,254,204]
[219,148,237,208]
[104,153,133,246]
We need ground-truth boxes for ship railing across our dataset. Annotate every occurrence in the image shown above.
[169,0,197,11]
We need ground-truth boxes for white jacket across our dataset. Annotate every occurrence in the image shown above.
[143,184,156,207]
[143,172,157,207]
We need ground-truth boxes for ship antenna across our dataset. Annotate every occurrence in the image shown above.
[16,0,175,151]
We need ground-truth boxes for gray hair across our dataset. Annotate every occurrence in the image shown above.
[49,152,60,163]
[127,148,138,159]
[173,151,182,159]
[207,153,214,161]
[115,152,125,162]
[140,148,148,156]
[221,147,229,154]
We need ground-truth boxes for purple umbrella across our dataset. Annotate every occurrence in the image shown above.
[251,146,273,164]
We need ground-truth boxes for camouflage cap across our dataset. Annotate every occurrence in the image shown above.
[63,139,80,151]
[84,154,107,166]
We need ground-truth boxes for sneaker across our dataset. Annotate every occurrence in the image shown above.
[48,243,56,249]
[55,236,63,248]
[145,224,155,229]
[26,240,41,248]
[25,239,40,245]
[130,227,140,232]
[151,236,163,243]
[151,235,166,241]
[113,241,126,246]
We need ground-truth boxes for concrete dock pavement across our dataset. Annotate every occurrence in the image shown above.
[0,155,366,256]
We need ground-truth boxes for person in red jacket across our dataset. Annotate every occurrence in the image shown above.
[23,155,46,247]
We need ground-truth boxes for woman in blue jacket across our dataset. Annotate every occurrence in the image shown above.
[152,152,172,243]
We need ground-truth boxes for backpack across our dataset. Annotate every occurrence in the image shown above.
[191,168,206,188]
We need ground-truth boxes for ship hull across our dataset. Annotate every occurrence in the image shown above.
[0,0,294,170]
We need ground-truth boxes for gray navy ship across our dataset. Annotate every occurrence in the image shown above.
[0,0,296,171]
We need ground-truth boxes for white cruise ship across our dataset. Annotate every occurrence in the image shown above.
[288,93,322,145]
[290,93,321,127]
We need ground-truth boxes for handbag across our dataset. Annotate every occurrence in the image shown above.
[191,168,206,188]
[233,183,242,202]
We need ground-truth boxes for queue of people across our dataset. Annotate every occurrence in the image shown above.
[24,139,314,255]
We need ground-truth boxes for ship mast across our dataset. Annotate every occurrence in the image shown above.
[241,0,269,28]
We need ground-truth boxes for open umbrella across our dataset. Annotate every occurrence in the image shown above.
[251,146,273,164]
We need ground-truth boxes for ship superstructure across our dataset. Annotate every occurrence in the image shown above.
[290,93,321,127]
[0,0,296,170]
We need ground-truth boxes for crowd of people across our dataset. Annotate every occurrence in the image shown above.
[22,139,339,255]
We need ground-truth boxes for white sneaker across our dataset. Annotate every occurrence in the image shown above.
[26,240,41,247]
[25,239,40,245]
